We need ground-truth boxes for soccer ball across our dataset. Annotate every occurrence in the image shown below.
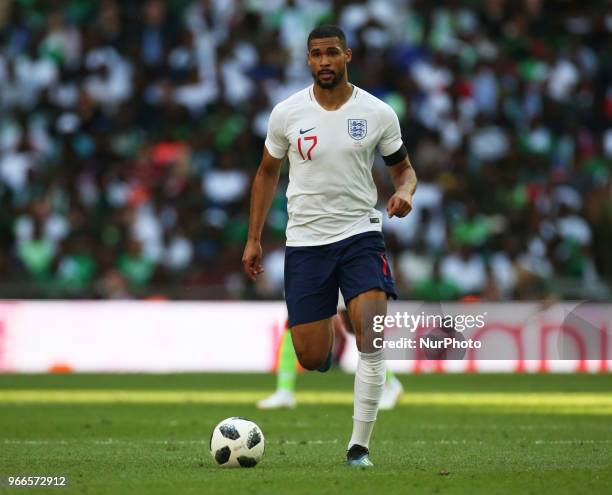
[210,417,265,468]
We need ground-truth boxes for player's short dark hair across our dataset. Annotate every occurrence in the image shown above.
[307,24,347,50]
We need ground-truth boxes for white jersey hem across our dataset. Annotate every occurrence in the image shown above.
[285,223,383,247]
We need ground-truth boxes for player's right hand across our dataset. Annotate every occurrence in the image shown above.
[242,240,264,281]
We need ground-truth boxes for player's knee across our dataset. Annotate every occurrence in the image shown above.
[295,348,327,371]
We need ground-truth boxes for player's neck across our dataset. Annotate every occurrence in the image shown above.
[312,80,353,111]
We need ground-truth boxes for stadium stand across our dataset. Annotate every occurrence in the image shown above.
[0,0,610,300]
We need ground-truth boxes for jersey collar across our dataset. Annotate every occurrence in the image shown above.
[307,84,359,112]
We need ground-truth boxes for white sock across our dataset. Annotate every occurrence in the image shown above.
[348,350,385,449]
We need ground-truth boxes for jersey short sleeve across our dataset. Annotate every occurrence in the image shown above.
[377,105,404,158]
[264,104,289,159]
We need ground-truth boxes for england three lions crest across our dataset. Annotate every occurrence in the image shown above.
[348,119,367,140]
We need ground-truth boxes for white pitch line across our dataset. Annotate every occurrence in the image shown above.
[3,438,612,446]
[281,440,338,445]
[417,423,612,431]
[0,438,338,446]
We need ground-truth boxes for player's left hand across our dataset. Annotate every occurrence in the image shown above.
[386,193,412,218]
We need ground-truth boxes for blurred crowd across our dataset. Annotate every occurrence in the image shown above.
[0,0,610,300]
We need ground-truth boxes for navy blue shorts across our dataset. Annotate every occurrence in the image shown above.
[284,231,397,327]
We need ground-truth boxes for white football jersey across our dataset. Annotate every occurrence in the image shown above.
[265,84,403,246]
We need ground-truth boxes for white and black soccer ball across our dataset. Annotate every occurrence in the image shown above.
[210,417,265,468]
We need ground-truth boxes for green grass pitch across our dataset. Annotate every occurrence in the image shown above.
[1,372,611,494]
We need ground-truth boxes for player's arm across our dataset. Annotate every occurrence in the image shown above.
[242,147,284,281]
[384,147,417,218]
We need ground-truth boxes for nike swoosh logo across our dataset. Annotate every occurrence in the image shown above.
[299,127,315,134]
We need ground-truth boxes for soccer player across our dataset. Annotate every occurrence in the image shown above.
[242,25,417,467]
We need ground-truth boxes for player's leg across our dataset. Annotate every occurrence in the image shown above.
[340,296,403,410]
[257,325,298,409]
[276,328,298,392]
[332,310,349,362]
[339,232,398,466]
[284,244,339,372]
[290,317,334,370]
[345,289,387,466]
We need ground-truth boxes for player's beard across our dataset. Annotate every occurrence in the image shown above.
[313,65,345,89]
